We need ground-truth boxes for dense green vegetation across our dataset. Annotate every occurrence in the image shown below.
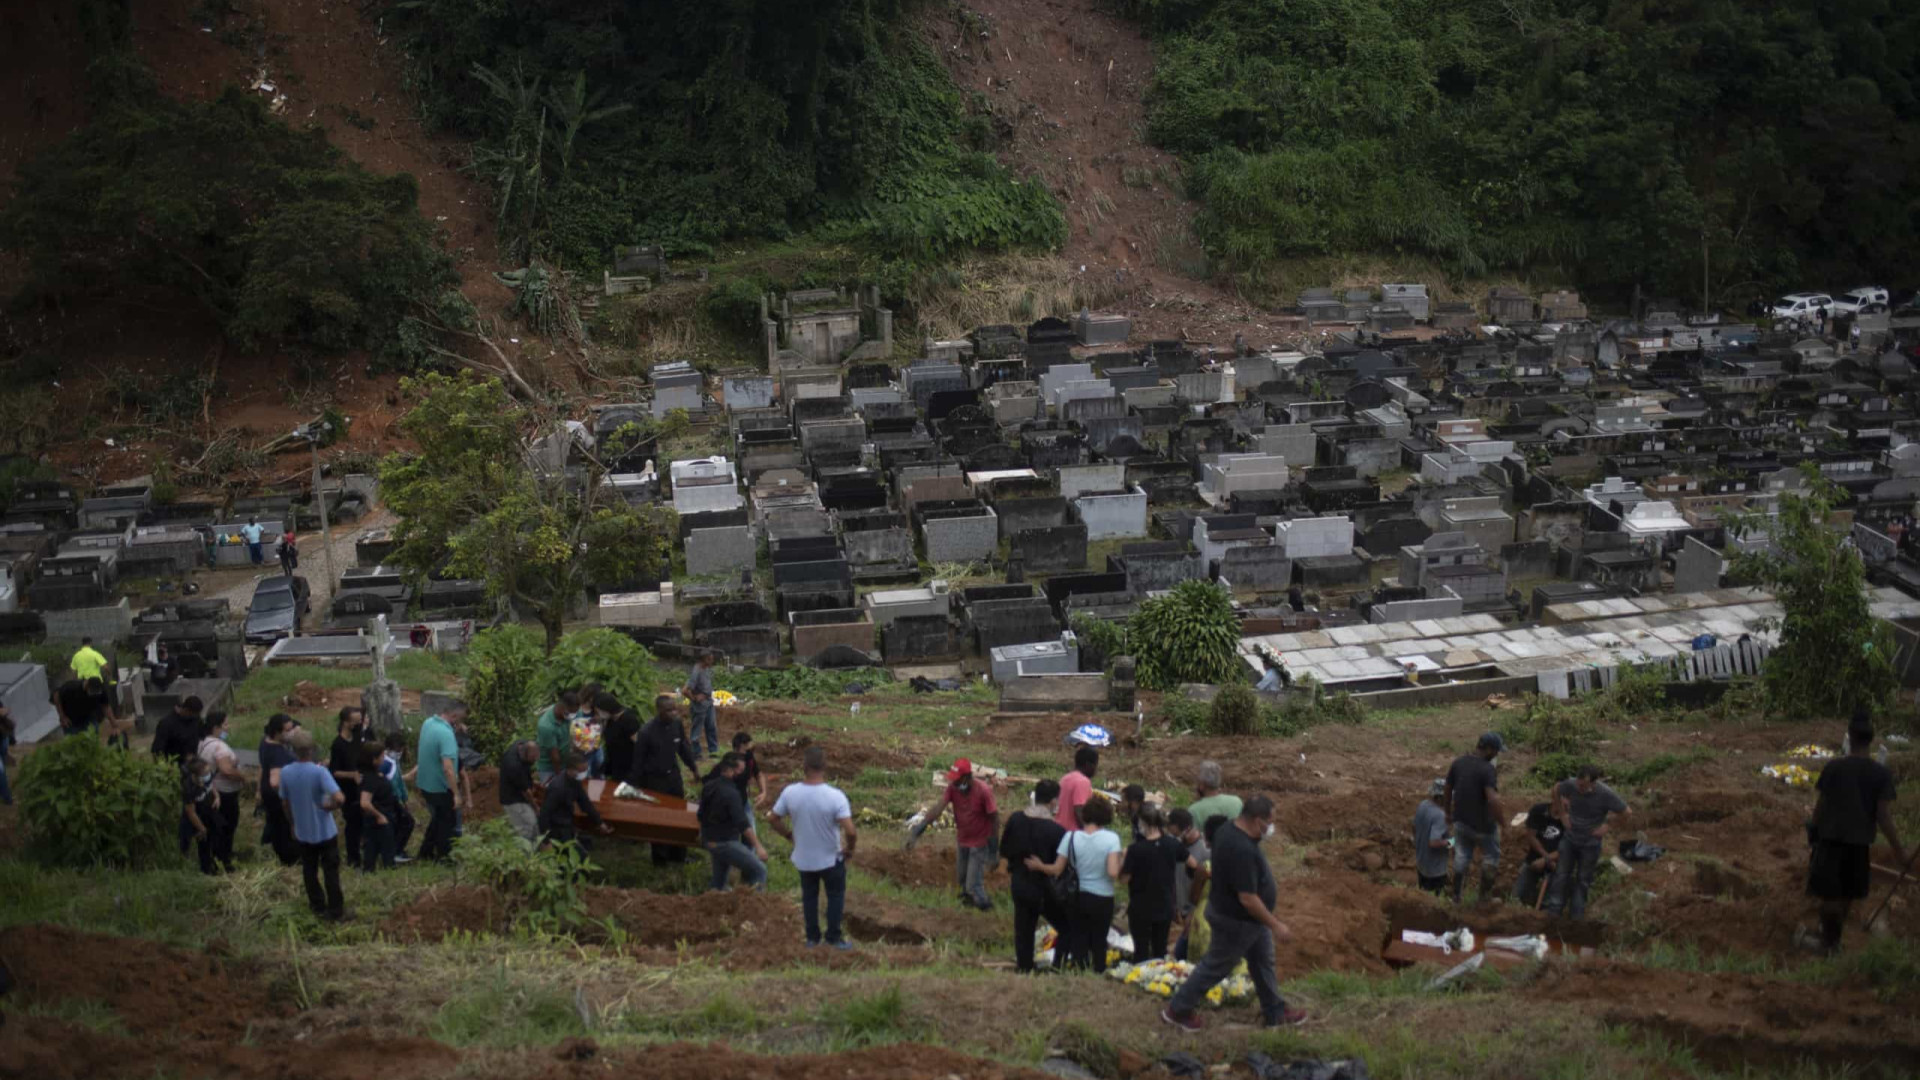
[1125,0,1920,301]
[382,0,1065,269]
[1,58,456,356]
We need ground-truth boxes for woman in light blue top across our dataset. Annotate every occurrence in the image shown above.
[1028,794,1124,973]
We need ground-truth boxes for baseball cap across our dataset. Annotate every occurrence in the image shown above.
[1478,731,1504,753]
[946,757,974,781]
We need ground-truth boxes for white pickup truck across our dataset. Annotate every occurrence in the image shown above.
[1830,286,1890,315]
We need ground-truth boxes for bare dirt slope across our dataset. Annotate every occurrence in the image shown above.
[928,0,1281,345]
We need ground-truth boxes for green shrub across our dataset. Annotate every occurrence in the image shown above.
[451,818,595,932]
[1208,683,1261,736]
[542,628,663,710]
[1263,676,1366,736]
[1527,751,1588,787]
[462,625,546,761]
[1520,694,1600,757]
[1069,612,1130,672]
[17,737,180,869]
[1127,581,1243,691]
[718,666,893,701]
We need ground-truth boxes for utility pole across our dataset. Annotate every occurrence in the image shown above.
[296,421,338,606]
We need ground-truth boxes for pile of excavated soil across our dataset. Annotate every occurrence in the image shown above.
[862,844,1015,894]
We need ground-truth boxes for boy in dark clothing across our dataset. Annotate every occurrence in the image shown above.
[1808,712,1906,953]
[380,732,415,860]
[328,708,371,866]
[1513,801,1566,906]
[358,743,401,871]
[1001,779,1070,973]
[181,754,224,875]
[540,752,610,850]
[1120,806,1187,962]
[699,753,769,891]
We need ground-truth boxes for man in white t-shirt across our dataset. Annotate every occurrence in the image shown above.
[769,745,859,949]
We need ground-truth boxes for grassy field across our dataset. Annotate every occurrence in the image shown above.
[1,663,1916,1080]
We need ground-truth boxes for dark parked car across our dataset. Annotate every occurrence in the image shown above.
[244,575,310,645]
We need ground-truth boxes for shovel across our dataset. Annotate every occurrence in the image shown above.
[1861,848,1920,930]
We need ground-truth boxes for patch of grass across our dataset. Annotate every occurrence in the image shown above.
[630,991,765,1037]
[1793,935,1920,1001]
[0,860,219,945]
[18,995,130,1035]
[431,966,587,1047]
[819,983,921,1048]
[1625,940,1778,976]
[1284,966,1433,1003]
[1615,748,1714,787]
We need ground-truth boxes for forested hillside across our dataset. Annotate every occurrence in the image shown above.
[382,0,1066,270]
[1124,0,1920,303]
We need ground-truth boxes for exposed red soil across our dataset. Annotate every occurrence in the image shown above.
[0,0,508,488]
[0,924,458,1080]
[862,842,1015,894]
[462,765,503,824]
[927,0,1283,346]
[1530,961,1920,1074]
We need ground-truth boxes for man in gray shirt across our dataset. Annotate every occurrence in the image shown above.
[1546,764,1631,919]
[682,651,718,758]
[1412,777,1449,894]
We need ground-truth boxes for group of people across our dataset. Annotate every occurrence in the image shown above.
[1414,731,1633,920]
[235,516,299,575]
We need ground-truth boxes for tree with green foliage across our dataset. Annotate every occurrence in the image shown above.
[1126,580,1245,691]
[1122,0,1920,302]
[1729,467,1896,719]
[382,0,1064,266]
[0,62,454,357]
[379,373,676,653]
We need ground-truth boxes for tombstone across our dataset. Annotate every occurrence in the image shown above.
[1671,536,1723,593]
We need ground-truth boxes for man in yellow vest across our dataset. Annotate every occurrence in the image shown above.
[70,638,109,683]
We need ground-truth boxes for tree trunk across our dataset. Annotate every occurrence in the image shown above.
[541,608,563,655]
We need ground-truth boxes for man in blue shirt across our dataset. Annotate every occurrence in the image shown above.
[281,730,346,920]
[240,518,267,565]
[415,702,466,861]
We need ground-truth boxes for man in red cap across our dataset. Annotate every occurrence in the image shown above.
[907,757,1000,910]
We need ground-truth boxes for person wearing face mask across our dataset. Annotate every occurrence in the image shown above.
[181,751,224,876]
[1161,796,1305,1033]
[907,758,1000,911]
[257,715,302,866]
[379,732,416,862]
[1028,794,1124,973]
[497,738,542,844]
[539,751,611,851]
[195,710,244,873]
[699,752,769,891]
[357,743,401,871]
[329,708,373,867]
[1001,779,1070,973]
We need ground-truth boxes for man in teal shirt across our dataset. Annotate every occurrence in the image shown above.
[535,690,577,782]
[415,702,466,861]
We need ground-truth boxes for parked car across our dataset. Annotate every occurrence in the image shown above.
[1768,293,1834,321]
[1830,287,1890,316]
[245,574,310,645]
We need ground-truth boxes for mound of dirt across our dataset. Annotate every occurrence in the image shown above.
[462,766,502,823]
[863,844,1014,893]
[1530,961,1920,1074]
[0,924,286,1041]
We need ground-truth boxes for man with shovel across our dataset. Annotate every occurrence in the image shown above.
[1807,711,1907,954]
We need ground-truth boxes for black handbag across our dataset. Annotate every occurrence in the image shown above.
[1049,834,1082,905]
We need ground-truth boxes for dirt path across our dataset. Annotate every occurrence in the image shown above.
[928,0,1285,345]
[201,507,395,632]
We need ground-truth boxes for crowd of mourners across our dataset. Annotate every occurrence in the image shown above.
[15,637,1904,1031]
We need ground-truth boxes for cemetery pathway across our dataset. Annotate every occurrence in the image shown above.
[201,508,395,638]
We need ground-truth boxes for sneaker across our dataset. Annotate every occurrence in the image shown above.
[1161,1007,1203,1034]
[805,941,820,949]
[393,855,413,865]
[830,940,854,951]
[1262,1008,1309,1028]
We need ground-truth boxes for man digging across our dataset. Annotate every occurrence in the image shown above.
[1806,710,1906,954]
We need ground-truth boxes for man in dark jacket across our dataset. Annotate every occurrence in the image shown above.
[150,696,204,765]
[1808,711,1907,954]
[699,753,769,891]
[632,694,699,865]
[539,752,609,850]
[1001,778,1070,973]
